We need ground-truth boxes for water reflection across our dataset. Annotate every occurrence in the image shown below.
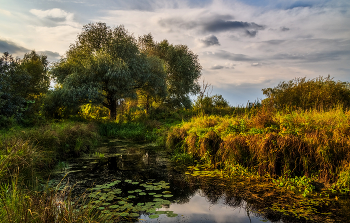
[50,139,277,223]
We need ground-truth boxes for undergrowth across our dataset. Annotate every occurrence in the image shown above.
[166,106,350,196]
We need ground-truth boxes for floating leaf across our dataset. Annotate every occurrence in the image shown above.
[148,193,156,195]
[102,203,111,206]
[167,213,178,217]
[98,207,105,210]
[149,214,159,219]
[128,191,135,193]
[132,182,139,185]
[139,192,147,195]
[128,195,136,199]
[153,194,162,197]
[120,213,129,217]
[109,205,119,209]
[163,194,173,197]
[130,213,139,217]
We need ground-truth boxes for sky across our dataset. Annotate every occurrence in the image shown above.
[1,0,350,106]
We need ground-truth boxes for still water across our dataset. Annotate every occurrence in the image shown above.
[50,139,279,223]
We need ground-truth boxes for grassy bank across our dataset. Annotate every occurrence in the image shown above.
[0,120,159,222]
[166,106,350,194]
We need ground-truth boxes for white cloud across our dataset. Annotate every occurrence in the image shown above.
[30,8,69,19]
[0,9,12,16]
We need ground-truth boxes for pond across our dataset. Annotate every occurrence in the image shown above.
[48,139,347,222]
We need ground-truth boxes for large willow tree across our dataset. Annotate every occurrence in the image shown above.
[51,23,167,119]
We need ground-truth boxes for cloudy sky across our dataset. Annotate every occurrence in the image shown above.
[1,0,350,105]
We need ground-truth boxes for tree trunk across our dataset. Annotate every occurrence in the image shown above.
[110,98,117,120]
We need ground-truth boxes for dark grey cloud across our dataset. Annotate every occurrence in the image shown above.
[245,30,257,37]
[272,49,350,63]
[159,14,265,36]
[203,20,264,33]
[199,35,220,47]
[280,27,290,31]
[0,39,60,62]
[0,39,28,54]
[38,50,61,62]
[286,1,313,10]
[264,40,286,45]
[206,50,256,62]
[211,65,225,69]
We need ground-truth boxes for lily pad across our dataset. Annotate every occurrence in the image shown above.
[149,214,159,219]
[128,195,136,199]
[167,213,178,217]
[132,182,139,185]
[163,194,173,197]
[148,193,156,195]
[153,194,162,197]
[139,192,147,195]
[109,205,119,209]
[130,213,139,217]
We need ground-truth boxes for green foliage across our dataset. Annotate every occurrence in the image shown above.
[194,94,229,114]
[50,23,168,120]
[0,51,49,127]
[98,122,156,141]
[262,75,350,110]
[139,34,202,109]
[166,106,350,192]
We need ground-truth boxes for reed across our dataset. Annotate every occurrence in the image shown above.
[166,106,350,190]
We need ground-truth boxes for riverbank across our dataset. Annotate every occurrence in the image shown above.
[1,106,350,222]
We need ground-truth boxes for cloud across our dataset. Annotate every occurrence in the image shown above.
[0,39,28,54]
[0,39,61,61]
[245,30,257,37]
[206,50,256,62]
[203,20,264,33]
[286,1,313,10]
[30,8,69,19]
[158,13,265,36]
[280,26,290,31]
[211,65,225,69]
[29,8,79,27]
[198,35,220,47]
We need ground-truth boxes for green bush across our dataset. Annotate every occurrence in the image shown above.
[262,75,350,110]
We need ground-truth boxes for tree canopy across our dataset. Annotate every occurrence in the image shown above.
[139,34,202,109]
[0,51,49,126]
[262,76,350,110]
[50,23,201,119]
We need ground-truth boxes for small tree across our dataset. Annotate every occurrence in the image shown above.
[262,76,350,110]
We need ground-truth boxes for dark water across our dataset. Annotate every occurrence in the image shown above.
[49,139,279,223]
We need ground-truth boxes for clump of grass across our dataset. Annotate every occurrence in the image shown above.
[98,122,156,141]
[166,106,350,192]
[0,176,114,222]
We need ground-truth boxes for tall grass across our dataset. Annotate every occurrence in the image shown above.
[166,106,350,190]
[0,121,102,222]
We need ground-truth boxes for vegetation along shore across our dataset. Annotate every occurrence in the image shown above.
[1,22,350,222]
